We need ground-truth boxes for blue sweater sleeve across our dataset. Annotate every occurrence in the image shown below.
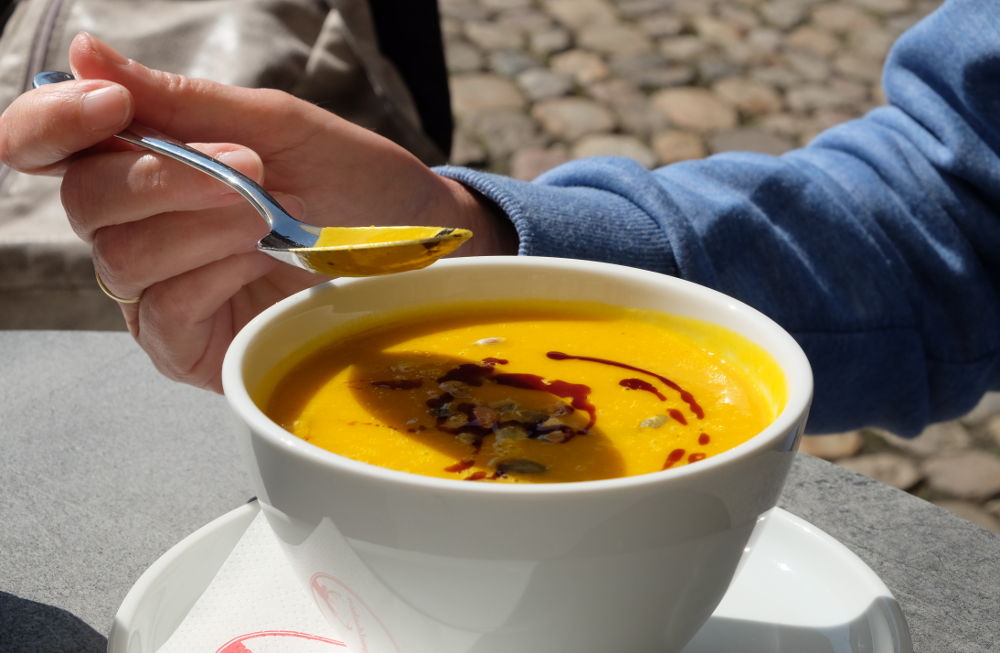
[436,0,1000,437]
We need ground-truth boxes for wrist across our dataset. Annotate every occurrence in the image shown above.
[440,177,518,257]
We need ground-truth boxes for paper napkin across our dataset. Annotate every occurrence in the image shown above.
[158,513,356,653]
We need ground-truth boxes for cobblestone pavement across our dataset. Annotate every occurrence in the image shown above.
[440,0,1000,533]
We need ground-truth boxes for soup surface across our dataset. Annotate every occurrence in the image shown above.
[262,300,785,483]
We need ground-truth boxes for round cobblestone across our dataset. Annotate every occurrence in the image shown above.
[450,73,525,116]
[658,36,713,63]
[445,39,484,73]
[708,128,795,155]
[550,49,611,84]
[516,68,575,100]
[532,96,616,140]
[510,145,571,180]
[922,451,1000,500]
[712,76,784,115]
[651,87,739,131]
[571,134,657,167]
[488,50,539,76]
[465,21,526,50]
[578,22,653,56]
[931,500,1000,534]
[465,109,543,160]
[529,28,572,57]
[797,431,865,460]
[652,130,707,164]
[838,452,923,490]
[547,0,618,28]
[812,4,880,32]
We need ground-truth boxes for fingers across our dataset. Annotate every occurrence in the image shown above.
[0,78,132,174]
[138,251,280,391]
[91,199,267,301]
[63,33,461,233]
[61,143,265,241]
[0,30,305,177]
[88,183,303,299]
[67,32,316,151]
[134,251,319,391]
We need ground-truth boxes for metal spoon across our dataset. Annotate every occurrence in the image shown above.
[33,71,471,276]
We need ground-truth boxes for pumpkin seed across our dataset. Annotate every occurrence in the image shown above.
[494,424,528,441]
[497,459,548,475]
[640,415,668,428]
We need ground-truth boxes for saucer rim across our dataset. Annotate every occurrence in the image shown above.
[689,507,914,653]
[107,501,260,653]
[108,503,911,653]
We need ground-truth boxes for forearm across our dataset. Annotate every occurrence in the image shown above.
[436,0,1000,436]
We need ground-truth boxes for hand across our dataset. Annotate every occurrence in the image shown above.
[0,33,515,392]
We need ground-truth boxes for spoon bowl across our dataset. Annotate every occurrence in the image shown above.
[34,71,471,276]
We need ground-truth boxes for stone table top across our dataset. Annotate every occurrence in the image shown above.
[1,330,997,652]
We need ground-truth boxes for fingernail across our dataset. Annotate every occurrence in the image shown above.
[81,86,128,131]
[81,86,130,132]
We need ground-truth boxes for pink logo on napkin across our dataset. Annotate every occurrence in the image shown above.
[215,630,346,652]
[311,573,402,653]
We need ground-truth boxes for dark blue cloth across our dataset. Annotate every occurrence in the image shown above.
[437,0,1000,436]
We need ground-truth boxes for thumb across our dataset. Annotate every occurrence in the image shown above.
[0,78,132,174]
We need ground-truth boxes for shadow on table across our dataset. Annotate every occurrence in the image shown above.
[0,592,106,652]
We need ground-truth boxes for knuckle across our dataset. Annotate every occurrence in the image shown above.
[146,281,193,328]
[126,152,169,195]
[150,72,224,134]
[0,110,14,166]
[91,224,137,286]
[60,163,102,239]
[149,71,192,124]
[255,87,295,107]
[253,87,312,125]
[140,291,213,387]
[126,147,224,202]
[146,347,190,386]
[155,70,188,93]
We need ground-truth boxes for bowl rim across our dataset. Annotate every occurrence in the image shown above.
[222,256,813,497]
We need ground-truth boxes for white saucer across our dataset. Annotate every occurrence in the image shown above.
[683,508,912,653]
[108,503,912,653]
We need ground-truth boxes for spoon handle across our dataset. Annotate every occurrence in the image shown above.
[32,71,313,247]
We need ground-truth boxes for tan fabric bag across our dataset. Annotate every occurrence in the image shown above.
[0,0,446,328]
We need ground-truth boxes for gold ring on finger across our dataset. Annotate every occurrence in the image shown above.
[95,269,142,304]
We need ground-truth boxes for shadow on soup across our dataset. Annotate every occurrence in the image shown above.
[259,299,786,483]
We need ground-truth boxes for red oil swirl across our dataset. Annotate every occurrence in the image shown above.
[619,378,666,400]
[437,362,495,386]
[381,351,708,480]
[492,373,596,429]
[426,359,594,451]
[662,448,686,469]
[668,408,687,425]
[547,351,703,419]
[445,459,475,473]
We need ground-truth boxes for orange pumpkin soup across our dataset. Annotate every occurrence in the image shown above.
[261,300,785,483]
